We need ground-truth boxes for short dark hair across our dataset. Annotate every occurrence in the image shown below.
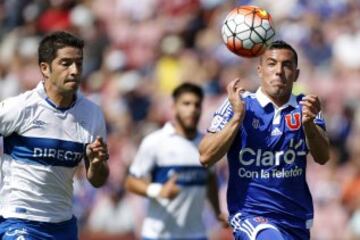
[172,82,204,101]
[38,31,84,65]
[266,40,298,66]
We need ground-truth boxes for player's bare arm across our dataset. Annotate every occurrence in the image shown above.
[125,174,180,199]
[85,136,110,187]
[300,95,330,165]
[199,79,246,167]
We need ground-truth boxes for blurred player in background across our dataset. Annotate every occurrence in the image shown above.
[0,31,109,240]
[125,83,224,240]
[199,40,330,240]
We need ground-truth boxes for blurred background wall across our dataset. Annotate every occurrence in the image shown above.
[0,0,360,239]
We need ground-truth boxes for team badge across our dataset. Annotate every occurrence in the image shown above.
[285,112,301,131]
[252,118,260,129]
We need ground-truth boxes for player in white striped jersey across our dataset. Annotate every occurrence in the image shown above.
[125,83,225,240]
[0,31,109,240]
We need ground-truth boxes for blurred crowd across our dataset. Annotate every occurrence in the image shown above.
[0,0,360,239]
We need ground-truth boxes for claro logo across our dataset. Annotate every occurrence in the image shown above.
[239,140,306,166]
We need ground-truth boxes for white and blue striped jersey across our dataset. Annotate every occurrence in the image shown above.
[0,82,106,223]
[129,123,208,240]
[208,88,326,230]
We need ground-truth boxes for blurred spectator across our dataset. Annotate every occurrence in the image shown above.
[327,104,355,164]
[155,35,184,95]
[37,0,74,33]
[301,27,332,67]
[0,63,21,100]
[341,135,360,239]
[83,184,136,240]
[333,27,360,71]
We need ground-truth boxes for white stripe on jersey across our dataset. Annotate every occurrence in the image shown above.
[244,219,255,231]
[230,214,282,240]
[217,98,230,115]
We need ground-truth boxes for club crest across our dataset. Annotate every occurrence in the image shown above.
[285,112,301,130]
[252,118,260,129]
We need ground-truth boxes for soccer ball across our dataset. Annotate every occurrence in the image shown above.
[222,5,275,58]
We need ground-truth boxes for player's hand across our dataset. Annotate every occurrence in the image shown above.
[159,174,180,199]
[218,213,230,228]
[227,78,246,122]
[300,95,321,125]
[86,136,109,166]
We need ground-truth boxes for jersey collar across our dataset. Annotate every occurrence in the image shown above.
[256,87,298,109]
[162,122,202,143]
[36,82,78,112]
[163,122,177,135]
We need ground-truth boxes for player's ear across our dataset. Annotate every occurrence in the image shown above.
[171,101,176,112]
[294,69,300,82]
[171,98,180,117]
[257,55,263,78]
[257,64,262,78]
[40,62,51,79]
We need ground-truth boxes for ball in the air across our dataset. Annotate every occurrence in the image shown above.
[222,5,275,58]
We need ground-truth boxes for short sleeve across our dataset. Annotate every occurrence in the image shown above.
[85,103,107,143]
[129,135,157,179]
[314,111,326,130]
[0,96,25,137]
[207,98,234,133]
[95,110,107,141]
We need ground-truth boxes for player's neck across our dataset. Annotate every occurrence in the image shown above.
[43,82,76,108]
[267,93,291,108]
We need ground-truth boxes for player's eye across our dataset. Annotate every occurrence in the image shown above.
[61,61,71,66]
[75,61,83,68]
[283,62,294,69]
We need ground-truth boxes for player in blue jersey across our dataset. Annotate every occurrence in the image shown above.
[0,31,109,239]
[125,83,225,240]
[199,40,330,240]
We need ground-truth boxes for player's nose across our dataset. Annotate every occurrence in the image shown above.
[69,62,81,76]
[275,63,283,75]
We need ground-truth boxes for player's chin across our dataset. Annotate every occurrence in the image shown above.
[184,120,198,131]
[64,81,80,90]
[270,86,287,96]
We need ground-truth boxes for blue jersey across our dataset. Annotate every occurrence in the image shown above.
[208,88,326,230]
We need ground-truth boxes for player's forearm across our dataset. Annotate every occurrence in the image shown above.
[303,122,330,165]
[124,175,150,197]
[87,162,109,187]
[199,116,242,167]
